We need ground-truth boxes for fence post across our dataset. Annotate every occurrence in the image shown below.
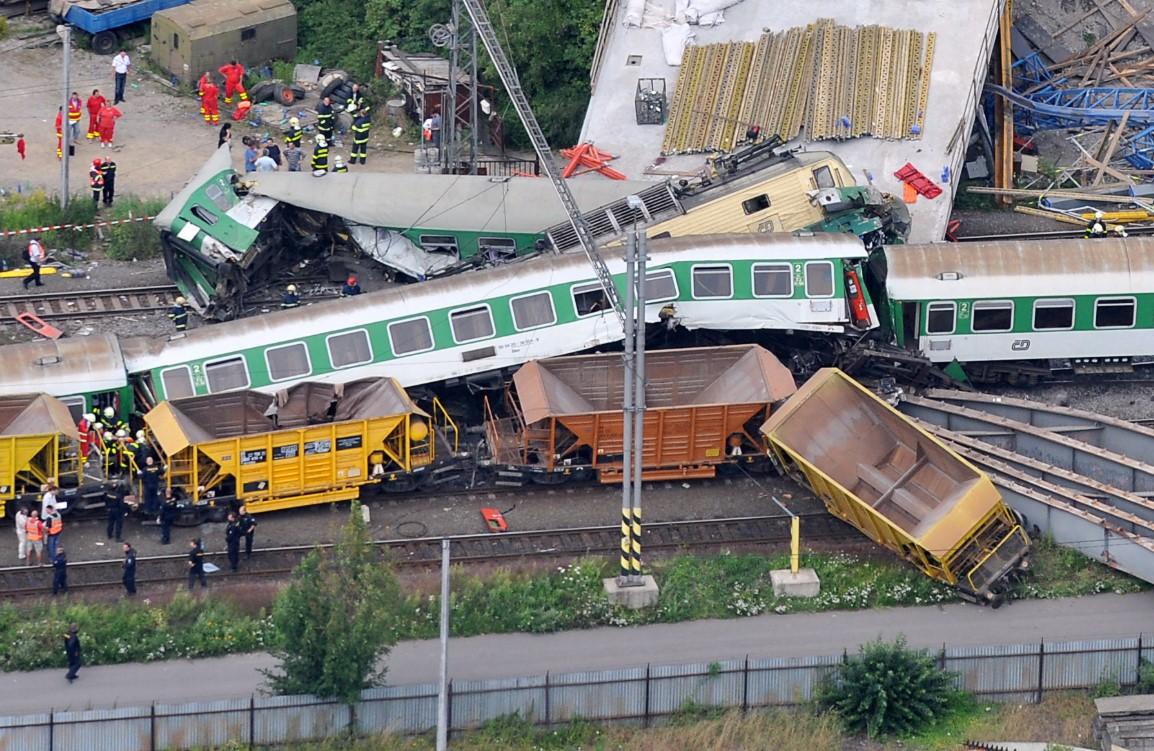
[1036,639,1045,704]
[741,656,749,713]
[150,704,156,751]
[1138,634,1144,688]
[447,680,453,740]
[249,695,255,750]
[643,663,651,729]
[544,672,550,728]
[48,710,53,751]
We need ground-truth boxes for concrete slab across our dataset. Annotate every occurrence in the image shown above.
[579,0,1004,243]
[770,568,821,598]
[603,575,660,609]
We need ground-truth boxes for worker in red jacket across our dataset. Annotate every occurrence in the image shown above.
[97,103,122,147]
[86,89,106,140]
[201,79,220,125]
[218,60,248,105]
[196,71,212,116]
[54,106,63,159]
[66,91,83,145]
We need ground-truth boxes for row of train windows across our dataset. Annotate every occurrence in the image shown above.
[925,297,1139,335]
[159,263,834,397]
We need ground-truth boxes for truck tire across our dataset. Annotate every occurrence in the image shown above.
[249,80,279,103]
[277,86,295,105]
[320,75,349,100]
[92,31,118,55]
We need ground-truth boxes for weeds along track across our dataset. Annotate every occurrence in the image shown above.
[0,513,854,597]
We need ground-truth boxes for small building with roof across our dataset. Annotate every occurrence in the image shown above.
[149,0,297,85]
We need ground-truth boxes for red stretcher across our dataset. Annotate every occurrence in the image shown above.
[893,163,942,199]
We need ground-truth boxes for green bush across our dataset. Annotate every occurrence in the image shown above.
[0,16,9,40]
[105,196,167,260]
[0,192,165,262]
[818,637,959,738]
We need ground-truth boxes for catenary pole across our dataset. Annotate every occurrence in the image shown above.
[59,25,71,209]
[631,207,646,583]
[619,231,636,583]
[436,538,451,750]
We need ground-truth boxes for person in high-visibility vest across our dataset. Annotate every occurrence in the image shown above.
[284,117,302,148]
[66,91,83,145]
[168,296,189,331]
[196,71,212,116]
[24,510,44,567]
[311,134,329,175]
[54,106,63,159]
[44,506,63,562]
[350,109,370,165]
[89,159,105,208]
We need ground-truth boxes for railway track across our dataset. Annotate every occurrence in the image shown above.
[0,285,181,322]
[0,512,854,597]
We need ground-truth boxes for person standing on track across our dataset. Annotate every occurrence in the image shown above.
[97,102,122,148]
[225,512,242,572]
[239,504,258,559]
[14,506,29,562]
[111,49,131,104]
[160,489,177,545]
[218,60,248,105]
[106,482,127,542]
[122,542,137,596]
[168,296,189,331]
[201,78,221,126]
[86,89,106,140]
[67,91,83,145]
[24,510,44,567]
[52,546,68,596]
[44,505,63,562]
[101,157,117,206]
[64,624,82,683]
[187,538,207,590]
[139,455,163,515]
[22,236,45,290]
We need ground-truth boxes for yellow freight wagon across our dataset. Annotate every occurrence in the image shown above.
[0,394,82,518]
[760,369,1030,604]
[146,379,451,514]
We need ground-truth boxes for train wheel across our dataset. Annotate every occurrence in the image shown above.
[381,474,423,493]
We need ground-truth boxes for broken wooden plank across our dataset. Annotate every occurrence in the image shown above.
[1015,14,1076,64]
[1113,0,1154,53]
[1095,111,1131,185]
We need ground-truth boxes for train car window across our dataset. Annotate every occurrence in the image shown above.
[265,342,312,381]
[477,237,518,261]
[190,205,219,225]
[742,194,771,215]
[204,357,250,393]
[804,261,834,297]
[388,317,435,355]
[691,265,732,299]
[60,396,86,423]
[812,166,835,189]
[971,301,1014,332]
[644,269,679,301]
[161,367,195,399]
[572,283,610,316]
[510,291,556,330]
[1094,297,1136,328]
[327,330,373,368]
[450,306,495,343]
[753,263,792,297]
[925,302,956,335]
[205,184,231,211]
[1032,299,1075,331]
[418,235,459,254]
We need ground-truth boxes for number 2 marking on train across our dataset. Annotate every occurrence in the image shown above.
[1011,339,1031,351]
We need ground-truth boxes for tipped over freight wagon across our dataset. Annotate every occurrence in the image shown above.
[0,394,84,518]
[145,378,457,516]
[760,369,1030,604]
[484,345,798,484]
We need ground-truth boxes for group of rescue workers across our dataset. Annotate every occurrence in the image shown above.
[55,89,121,211]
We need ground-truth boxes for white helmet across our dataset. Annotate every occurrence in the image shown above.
[289,117,300,128]
[93,422,103,432]
[334,155,345,167]
[83,413,95,423]
[1095,210,1105,219]
[103,432,114,441]
[136,430,145,440]
[175,296,187,305]
[103,407,115,419]
[286,284,297,293]
[115,429,127,438]
[315,134,327,148]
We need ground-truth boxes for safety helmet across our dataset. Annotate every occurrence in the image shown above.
[289,117,300,128]
[287,284,297,292]
[103,406,115,419]
[115,429,127,438]
[334,155,345,167]
[315,134,327,147]
[175,296,187,305]
[347,274,358,284]
[136,430,145,440]
[93,422,103,431]
[92,158,102,167]
[83,413,95,423]
[103,432,113,441]
[1095,210,1105,219]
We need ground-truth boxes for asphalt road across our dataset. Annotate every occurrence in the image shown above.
[3,590,1152,716]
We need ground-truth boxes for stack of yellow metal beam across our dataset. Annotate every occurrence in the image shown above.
[661,20,936,156]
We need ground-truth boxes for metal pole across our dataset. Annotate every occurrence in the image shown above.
[436,538,451,750]
[468,22,479,171]
[619,230,636,584]
[59,25,71,209]
[444,0,460,174]
[630,221,646,584]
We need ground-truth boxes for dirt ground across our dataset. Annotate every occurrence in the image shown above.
[0,18,419,202]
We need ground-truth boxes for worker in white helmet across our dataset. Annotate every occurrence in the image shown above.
[168,295,189,331]
[285,116,302,148]
[1086,209,1108,238]
[282,284,301,309]
[333,154,348,173]
[311,133,329,176]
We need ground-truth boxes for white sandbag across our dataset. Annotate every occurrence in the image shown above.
[662,23,696,66]
[623,0,646,26]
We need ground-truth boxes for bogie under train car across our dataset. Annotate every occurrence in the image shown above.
[761,368,1031,603]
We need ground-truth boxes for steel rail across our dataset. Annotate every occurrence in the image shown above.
[0,512,855,597]
[0,284,181,322]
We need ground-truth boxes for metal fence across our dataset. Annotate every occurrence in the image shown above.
[2,635,1151,750]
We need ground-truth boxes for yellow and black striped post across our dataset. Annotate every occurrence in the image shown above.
[630,506,643,576]
[620,509,633,578]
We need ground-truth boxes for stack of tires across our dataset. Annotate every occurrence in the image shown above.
[320,71,359,133]
[249,80,306,106]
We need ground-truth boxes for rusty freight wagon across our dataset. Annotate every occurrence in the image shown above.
[145,378,454,515]
[0,394,83,518]
[485,345,798,484]
[760,368,1030,603]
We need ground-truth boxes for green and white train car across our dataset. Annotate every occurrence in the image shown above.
[880,239,1154,382]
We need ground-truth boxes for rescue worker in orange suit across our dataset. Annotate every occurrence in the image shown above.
[88,159,105,208]
[218,60,248,105]
[54,106,63,159]
[201,79,220,125]
[77,413,95,464]
[66,91,83,145]
[85,89,106,140]
[196,71,213,117]
[97,103,122,148]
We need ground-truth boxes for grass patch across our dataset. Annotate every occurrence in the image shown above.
[1015,536,1147,599]
[0,191,166,263]
[891,691,1098,750]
